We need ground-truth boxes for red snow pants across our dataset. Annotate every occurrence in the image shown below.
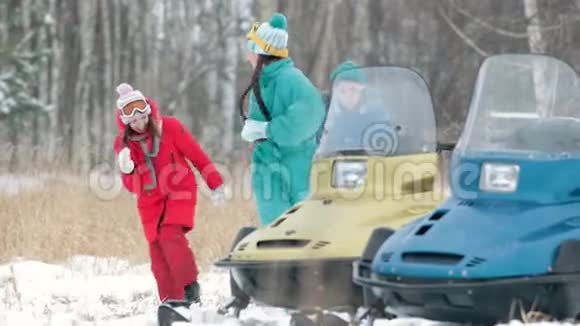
[149,224,199,302]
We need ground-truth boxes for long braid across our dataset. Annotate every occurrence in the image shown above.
[251,60,271,121]
[238,57,263,121]
[123,127,130,147]
[238,55,279,121]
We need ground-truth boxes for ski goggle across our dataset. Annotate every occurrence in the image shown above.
[246,22,260,39]
[121,100,149,118]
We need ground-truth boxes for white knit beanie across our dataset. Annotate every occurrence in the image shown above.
[247,13,289,58]
[116,83,150,124]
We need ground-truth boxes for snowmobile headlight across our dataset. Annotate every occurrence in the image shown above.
[332,160,367,188]
[479,163,519,193]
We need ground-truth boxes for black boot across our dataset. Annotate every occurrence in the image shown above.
[184,281,201,304]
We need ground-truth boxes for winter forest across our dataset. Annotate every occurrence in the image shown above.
[2,0,579,173]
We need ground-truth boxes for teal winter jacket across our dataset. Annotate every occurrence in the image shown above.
[247,57,325,224]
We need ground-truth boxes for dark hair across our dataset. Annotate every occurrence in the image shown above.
[122,116,161,146]
[239,54,281,121]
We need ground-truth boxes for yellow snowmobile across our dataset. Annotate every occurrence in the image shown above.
[215,65,452,325]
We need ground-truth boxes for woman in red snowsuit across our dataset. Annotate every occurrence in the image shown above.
[113,83,225,304]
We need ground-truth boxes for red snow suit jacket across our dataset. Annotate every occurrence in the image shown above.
[113,98,223,243]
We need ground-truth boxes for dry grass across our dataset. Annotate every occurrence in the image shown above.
[0,151,453,270]
[189,195,258,271]
[0,172,258,272]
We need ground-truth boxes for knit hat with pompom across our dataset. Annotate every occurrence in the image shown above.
[247,13,289,58]
[116,83,150,125]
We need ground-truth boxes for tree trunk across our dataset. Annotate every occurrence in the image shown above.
[524,0,547,54]
[56,0,82,166]
[76,1,97,172]
[8,115,19,172]
[366,0,384,64]
[200,0,220,152]
[350,0,370,63]
[47,0,59,162]
[22,0,40,164]
[310,1,338,87]
[524,0,550,116]
[255,0,277,21]
[95,0,107,163]
[220,0,239,159]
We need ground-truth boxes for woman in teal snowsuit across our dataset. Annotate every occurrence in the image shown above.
[240,13,325,225]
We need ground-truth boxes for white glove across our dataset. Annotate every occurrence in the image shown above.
[241,119,268,142]
[118,147,135,174]
[211,185,225,206]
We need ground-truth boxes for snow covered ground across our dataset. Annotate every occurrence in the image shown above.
[0,256,576,326]
[0,175,44,195]
[0,174,83,196]
[0,255,454,326]
[0,256,292,326]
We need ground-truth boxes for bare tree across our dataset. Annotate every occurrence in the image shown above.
[3,0,580,172]
[220,0,241,158]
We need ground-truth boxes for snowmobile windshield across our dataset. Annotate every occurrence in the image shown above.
[316,66,437,158]
[458,54,580,158]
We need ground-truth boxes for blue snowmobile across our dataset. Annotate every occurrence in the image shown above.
[353,53,580,325]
